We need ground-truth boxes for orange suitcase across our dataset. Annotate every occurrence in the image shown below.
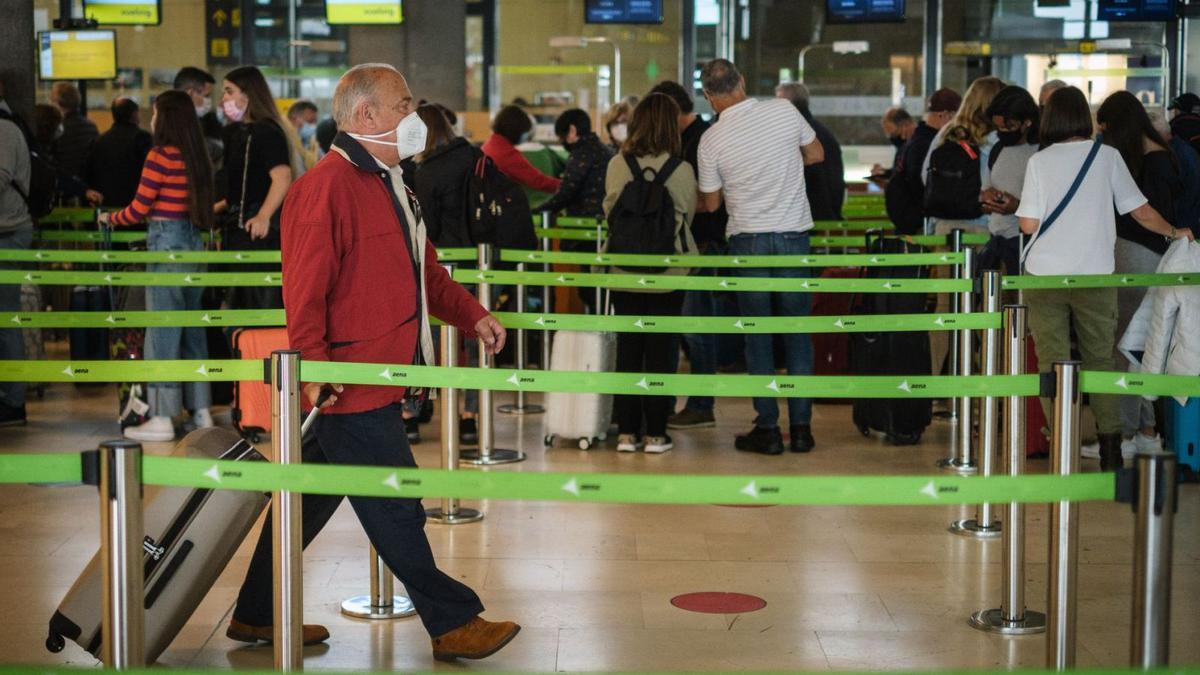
[230,327,289,443]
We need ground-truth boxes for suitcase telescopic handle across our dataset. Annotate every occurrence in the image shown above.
[300,389,333,437]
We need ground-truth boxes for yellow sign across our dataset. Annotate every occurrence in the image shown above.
[82,0,160,25]
[325,0,403,25]
[210,38,230,58]
[38,31,117,81]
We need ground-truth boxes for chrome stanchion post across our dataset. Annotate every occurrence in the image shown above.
[953,269,1002,535]
[461,243,525,465]
[1046,360,1081,671]
[271,350,303,671]
[340,545,417,619]
[427,318,484,523]
[939,245,976,474]
[948,228,964,421]
[540,210,553,371]
[1130,450,1176,668]
[98,440,145,668]
[498,262,544,414]
[971,305,1046,634]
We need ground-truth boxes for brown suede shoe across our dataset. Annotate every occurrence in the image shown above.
[431,616,521,661]
[226,618,330,646]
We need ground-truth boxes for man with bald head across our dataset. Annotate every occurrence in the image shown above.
[226,63,519,662]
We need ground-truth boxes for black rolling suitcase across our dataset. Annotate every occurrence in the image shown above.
[46,427,269,662]
[850,235,933,445]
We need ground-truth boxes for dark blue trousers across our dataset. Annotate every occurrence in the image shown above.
[232,404,483,637]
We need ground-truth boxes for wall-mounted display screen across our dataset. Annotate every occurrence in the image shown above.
[585,0,664,24]
[1096,0,1176,21]
[325,0,403,25]
[38,30,118,81]
[826,0,906,23]
[82,0,161,25]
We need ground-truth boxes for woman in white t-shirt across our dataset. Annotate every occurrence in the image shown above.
[1016,86,1194,471]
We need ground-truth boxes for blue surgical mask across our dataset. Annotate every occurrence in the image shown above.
[299,122,317,145]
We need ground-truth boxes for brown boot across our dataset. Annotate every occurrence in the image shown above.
[431,616,521,661]
[226,618,330,646]
[1098,433,1124,472]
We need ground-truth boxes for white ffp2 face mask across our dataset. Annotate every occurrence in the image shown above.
[348,111,428,160]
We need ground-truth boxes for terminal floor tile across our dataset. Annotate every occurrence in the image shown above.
[1,362,1197,671]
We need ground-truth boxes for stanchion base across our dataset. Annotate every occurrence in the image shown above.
[497,403,545,415]
[949,518,1002,539]
[340,595,417,620]
[936,458,978,475]
[968,608,1046,635]
[459,448,526,465]
[425,506,484,524]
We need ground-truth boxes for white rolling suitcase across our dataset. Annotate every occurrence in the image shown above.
[543,330,615,449]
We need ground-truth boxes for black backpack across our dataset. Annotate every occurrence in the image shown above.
[606,155,686,272]
[464,147,536,249]
[923,138,983,220]
[0,108,55,219]
[884,165,924,235]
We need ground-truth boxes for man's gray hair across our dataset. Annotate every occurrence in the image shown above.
[775,81,810,108]
[700,59,742,97]
[1040,79,1068,101]
[333,63,402,127]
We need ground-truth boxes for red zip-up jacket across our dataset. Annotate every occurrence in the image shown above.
[481,132,561,194]
[281,133,488,414]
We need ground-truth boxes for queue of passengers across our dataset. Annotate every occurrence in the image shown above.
[2,61,1198,472]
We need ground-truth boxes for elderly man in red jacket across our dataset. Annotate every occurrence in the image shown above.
[225,63,519,663]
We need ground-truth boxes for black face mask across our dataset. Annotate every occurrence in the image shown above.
[996,129,1023,146]
[889,135,905,148]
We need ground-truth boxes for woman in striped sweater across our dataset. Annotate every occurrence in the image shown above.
[100,90,216,442]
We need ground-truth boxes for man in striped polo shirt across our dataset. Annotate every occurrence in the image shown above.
[697,59,825,455]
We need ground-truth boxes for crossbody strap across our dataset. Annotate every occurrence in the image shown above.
[1022,138,1102,264]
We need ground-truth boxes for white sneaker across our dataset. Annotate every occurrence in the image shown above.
[1120,438,1138,460]
[124,416,176,442]
[1080,441,1100,459]
[192,408,214,429]
[616,434,642,453]
[643,435,674,454]
[1133,432,1163,453]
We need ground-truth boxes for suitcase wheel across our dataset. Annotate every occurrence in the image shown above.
[578,437,592,450]
[543,434,556,447]
[45,632,65,653]
[857,424,870,437]
[887,432,922,446]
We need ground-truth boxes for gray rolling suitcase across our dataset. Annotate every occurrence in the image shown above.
[46,427,269,662]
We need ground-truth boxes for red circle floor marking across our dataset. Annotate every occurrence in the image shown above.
[670,592,767,614]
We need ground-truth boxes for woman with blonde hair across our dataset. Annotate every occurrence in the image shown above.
[921,75,1006,234]
[602,95,639,150]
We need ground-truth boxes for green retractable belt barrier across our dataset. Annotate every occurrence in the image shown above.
[436,247,476,262]
[0,249,281,264]
[451,268,970,293]
[0,269,281,287]
[812,233,991,247]
[1003,273,1200,290]
[33,229,220,244]
[0,309,998,334]
[810,220,894,231]
[37,207,99,224]
[535,226,603,241]
[0,359,1040,398]
[0,452,1115,506]
[500,249,964,268]
[1078,370,1200,398]
[3,309,286,328]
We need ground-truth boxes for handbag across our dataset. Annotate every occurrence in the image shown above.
[1020,138,1102,265]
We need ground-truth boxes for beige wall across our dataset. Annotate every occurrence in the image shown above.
[34,0,207,126]
[495,0,682,112]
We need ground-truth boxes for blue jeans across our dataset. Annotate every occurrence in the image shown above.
[145,221,210,416]
[680,242,726,413]
[0,226,32,408]
[234,404,484,637]
[727,232,813,428]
